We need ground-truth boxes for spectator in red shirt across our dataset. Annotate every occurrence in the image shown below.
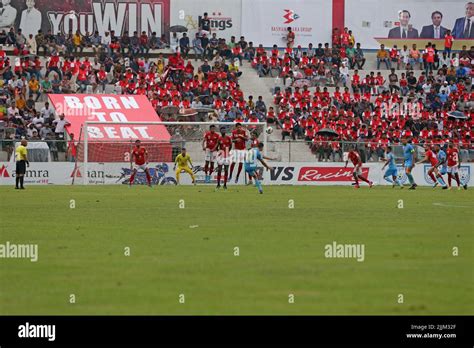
[139,31,149,55]
[424,44,436,75]
[444,29,454,57]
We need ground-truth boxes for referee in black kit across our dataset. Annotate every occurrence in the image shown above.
[15,139,29,189]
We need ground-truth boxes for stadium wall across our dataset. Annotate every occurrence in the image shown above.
[0,162,472,187]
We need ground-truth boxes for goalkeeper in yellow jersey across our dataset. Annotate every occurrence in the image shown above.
[174,148,196,185]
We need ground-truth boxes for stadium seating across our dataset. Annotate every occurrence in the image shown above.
[0,28,473,164]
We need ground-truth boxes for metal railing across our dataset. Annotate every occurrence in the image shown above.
[1,139,472,164]
[266,140,474,163]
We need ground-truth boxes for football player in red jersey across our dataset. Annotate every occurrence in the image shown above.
[202,125,220,183]
[229,123,249,183]
[215,127,232,190]
[446,143,468,190]
[129,140,152,187]
[417,144,446,188]
[345,145,373,188]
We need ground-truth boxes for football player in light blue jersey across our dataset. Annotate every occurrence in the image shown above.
[434,144,448,189]
[244,143,272,194]
[401,136,417,189]
[382,146,403,188]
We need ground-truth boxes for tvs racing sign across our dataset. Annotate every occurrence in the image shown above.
[266,164,373,185]
[298,167,370,182]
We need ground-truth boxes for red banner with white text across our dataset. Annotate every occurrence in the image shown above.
[48,94,172,162]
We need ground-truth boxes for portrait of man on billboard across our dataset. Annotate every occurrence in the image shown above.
[420,11,448,38]
[452,1,474,38]
[388,10,419,38]
[0,0,17,32]
[19,0,41,38]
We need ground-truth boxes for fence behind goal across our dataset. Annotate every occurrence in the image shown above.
[78,121,268,185]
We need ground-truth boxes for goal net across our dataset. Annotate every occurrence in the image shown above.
[74,121,268,185]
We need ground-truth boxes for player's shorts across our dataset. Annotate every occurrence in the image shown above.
[177,166,194,175]
[231,150,246,164]
[353,166,362,176]
[205,149,217,162]
[216,154,231,166]
[384,168,397,178]
[404,161,413,169]
[16,160,26,175]
[448,166,459,174]
[245,164,257,176]
[133,163,148,171]
[439,166,447,175]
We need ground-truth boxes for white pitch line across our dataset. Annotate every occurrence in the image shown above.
[432,202,473,208]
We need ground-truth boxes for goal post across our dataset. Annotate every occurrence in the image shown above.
[79,121,268,185]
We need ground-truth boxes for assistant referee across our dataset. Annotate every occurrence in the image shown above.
[15,139,29,190]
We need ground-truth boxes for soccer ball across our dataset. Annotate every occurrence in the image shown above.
[266,126,274,135]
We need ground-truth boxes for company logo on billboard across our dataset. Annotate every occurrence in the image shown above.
[298,167,370,182]
[271,9,311,36]
[197,12,233,31]
[0,165,10,177]
[283,9,299,24]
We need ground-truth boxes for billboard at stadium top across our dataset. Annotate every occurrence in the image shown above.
[5,0,471,48]
[6,0,170,38]
[241,0,333,48]
[345,0,473,48]
[170,0,241,41]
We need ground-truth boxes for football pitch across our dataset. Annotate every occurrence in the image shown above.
[0,185,473,315]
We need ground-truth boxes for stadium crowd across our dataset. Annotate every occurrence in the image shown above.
[250,26,473,161]
[0,19,472,163]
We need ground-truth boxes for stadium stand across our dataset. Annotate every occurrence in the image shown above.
[0,24,473,164]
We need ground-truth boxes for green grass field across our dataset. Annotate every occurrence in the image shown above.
[0,185,473,315]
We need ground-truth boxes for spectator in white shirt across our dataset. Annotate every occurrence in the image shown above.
[422,81,432,93]
[438,51,450,67]
[400,45,410,68]
[339,62,349,86]
[7,102,19,118]
[26,34,37,55]
[439,81,450,95]
[40,101,55,125]
[53,113,71,136]
[170,32,179,52]
[101,31,111,53]
[450,53,460,68]
[32,113,44,129]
